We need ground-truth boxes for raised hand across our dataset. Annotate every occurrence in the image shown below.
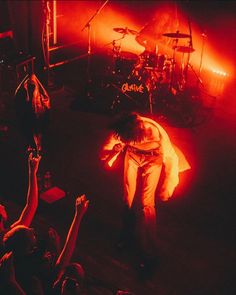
[75,194,89,216]
[28,152,41,174]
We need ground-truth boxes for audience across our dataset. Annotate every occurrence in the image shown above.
[51,195,89,295]
[0,151,136,294]
[52,262,85,295]
[0,192,89,295]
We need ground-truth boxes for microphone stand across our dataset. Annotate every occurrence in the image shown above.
[81,0,109,99]
[169,36,179,92]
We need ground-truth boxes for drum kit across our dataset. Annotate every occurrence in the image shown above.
[107,26,196,114]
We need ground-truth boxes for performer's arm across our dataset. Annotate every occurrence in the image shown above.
[100,134,125,161]
[10,153,41,228]
[55,195,89,273]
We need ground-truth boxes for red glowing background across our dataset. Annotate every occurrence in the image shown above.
[54,1,235,78]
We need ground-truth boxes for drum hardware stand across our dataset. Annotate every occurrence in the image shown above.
[104,36,123,59]
[195,32,217,100]
[178,51,190,91]
[145,69,159,114]
[111,37,124,75]
[169,38,179,93]
[187,62,204,86]
[112,32,130,76]
[179,19,193,90]
[181,20,204,90]
[148,91,154,114]
[81,0,109,99]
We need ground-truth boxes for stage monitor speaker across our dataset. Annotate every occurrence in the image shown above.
[40,186,66,204]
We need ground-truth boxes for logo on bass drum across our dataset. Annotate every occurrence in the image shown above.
[121,82,144,93]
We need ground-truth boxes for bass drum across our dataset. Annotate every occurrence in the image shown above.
[114,51,138,77]
[117,75,149,111]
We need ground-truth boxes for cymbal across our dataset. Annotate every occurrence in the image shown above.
[175,46,195,53]
[113,27,138,35]
[163,32,190,38]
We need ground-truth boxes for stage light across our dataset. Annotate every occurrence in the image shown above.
[212,69,228,77]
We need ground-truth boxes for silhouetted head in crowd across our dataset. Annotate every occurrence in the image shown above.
[54,262,85,295]
[3,225,36,256]
[110,112,145,143]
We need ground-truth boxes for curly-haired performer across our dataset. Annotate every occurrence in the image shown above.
[101,112,190,272]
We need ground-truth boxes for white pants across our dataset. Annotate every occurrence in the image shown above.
[123,150,163,256]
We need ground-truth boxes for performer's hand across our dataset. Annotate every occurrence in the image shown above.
[28,152,41,174]
[75,194,89,216]
[113,143,124,152]
[159,188,171,202]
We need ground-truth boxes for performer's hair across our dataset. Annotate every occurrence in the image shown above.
[110,112,145,143]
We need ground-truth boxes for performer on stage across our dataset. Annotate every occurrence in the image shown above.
[101,112,190,268]
[135,9,179,70]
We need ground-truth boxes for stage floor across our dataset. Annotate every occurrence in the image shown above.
[0,60,235,294]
